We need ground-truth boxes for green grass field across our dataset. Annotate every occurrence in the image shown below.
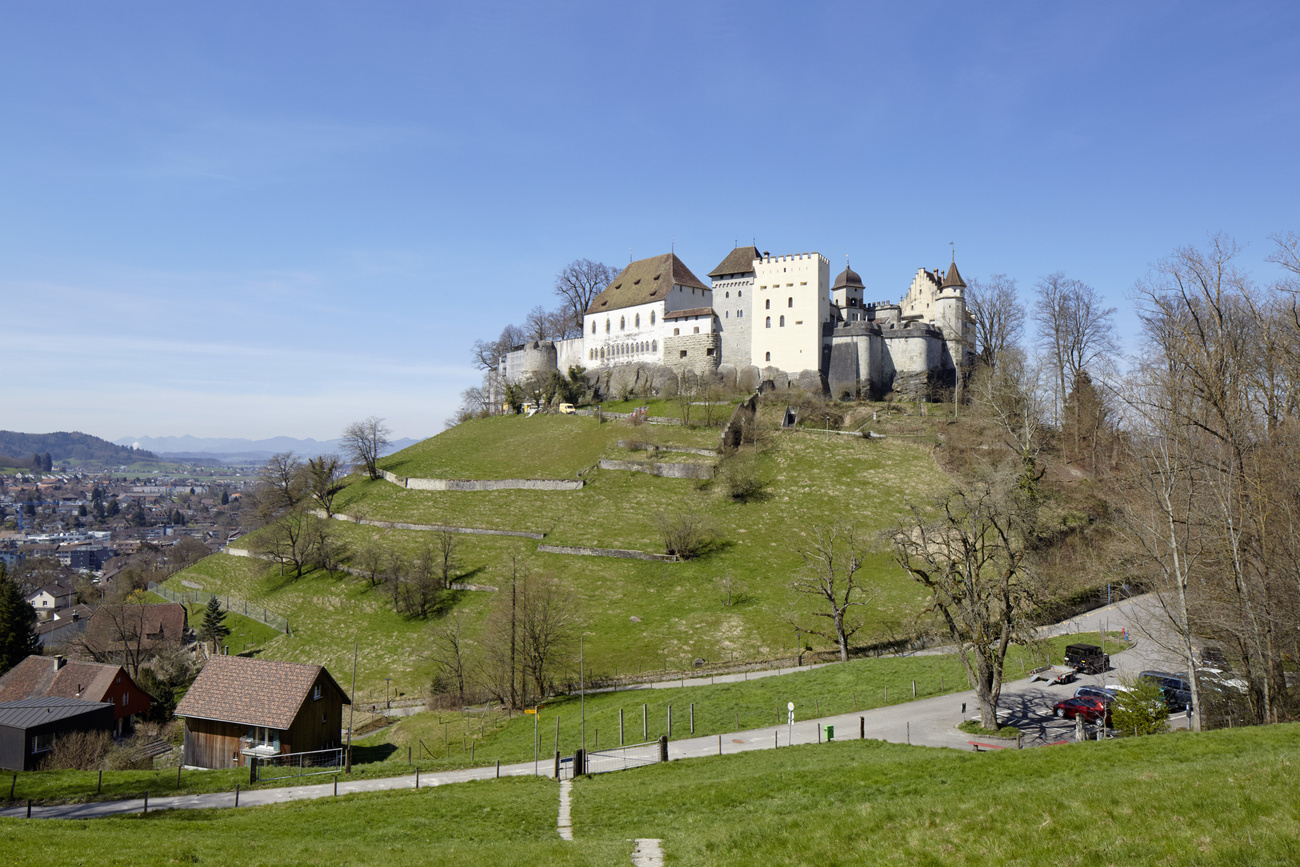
[3,723,1295,865]
[171,411,1118,701]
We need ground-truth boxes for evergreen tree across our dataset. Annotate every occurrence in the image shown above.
[0,564,41,676]
[201,595,230,651]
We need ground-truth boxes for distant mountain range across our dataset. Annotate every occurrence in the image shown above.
[112,434,420,462]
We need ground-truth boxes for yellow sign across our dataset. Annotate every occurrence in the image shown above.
[525,708,538,714]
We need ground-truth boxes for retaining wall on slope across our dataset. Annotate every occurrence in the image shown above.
[537,544,676,562]
[598,459,714,480]
[319,510,544,539]
[380,469,583,492]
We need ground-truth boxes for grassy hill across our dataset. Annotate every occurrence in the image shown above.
[171,407,958,697]
[6,723,1297,865]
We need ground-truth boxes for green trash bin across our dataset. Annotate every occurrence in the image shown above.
[826,725,834,742]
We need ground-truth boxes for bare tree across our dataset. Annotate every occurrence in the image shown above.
[1032,273,1117,425]
[429,610,473,702]
[342,417,391,481]
[891,473,1035,730]
[655,508,716,560]
[435,530,459,589]
[257,509,326,580]
[965,274,1025,371]
[516,573,581,702]
[354,541,386,588]
[523,305,573,342]
[554,259,618,334]
[257,452,307,521]
[787,523,877,662]
[305,454,346,517]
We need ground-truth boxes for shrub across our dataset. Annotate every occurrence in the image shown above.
[655,509,717,560]
[1111,675,1171,736]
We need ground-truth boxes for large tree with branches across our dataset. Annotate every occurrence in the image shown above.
[892,474,1035,730]
[787,523,876,662]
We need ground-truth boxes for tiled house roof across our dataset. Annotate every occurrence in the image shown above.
[585,253,708,314]
[0,656,126,705]
[708,245,761,278]
[82,603,188,654]
[174,656,350,730]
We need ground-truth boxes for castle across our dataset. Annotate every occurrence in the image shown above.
[499,245,975,401]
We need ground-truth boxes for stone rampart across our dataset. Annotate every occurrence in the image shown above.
[537,544,677,562]
[617,440,717,457]
[320,510,544,539]
[380,469,582,492]
[598,459,714,480]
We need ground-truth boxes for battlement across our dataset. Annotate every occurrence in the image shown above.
[759,252,829,266]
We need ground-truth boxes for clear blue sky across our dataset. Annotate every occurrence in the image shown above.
[3,1,1297,441]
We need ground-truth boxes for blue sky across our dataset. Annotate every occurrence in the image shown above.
[3,1,1297,441]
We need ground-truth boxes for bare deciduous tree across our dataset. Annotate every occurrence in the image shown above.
[305,454,346,517]
[787,523,877,662]
[342,417,391,481]
[554,259,618,334]
[965,273,1025,371]
[891,473,1035,730]
[1032,273,1117,425]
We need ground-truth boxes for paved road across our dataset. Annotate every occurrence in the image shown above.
[2,594,1190,820]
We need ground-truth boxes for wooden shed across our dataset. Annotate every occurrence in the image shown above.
[0,697,115,771]
[174,656,350,769]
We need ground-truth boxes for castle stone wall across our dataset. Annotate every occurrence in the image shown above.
[598,458,715,480]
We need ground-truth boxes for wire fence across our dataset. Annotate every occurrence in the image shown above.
[252,748,343,782]
[147,583,290,634]
[584,740,663,775]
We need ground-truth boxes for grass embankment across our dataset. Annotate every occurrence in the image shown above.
[4,723,1296,865]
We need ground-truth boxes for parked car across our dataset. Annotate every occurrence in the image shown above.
[1139,671,1193,711]
[1064,643,1110,674]
[1073,685,1115,703]
[1053,696,1111,725]
[558,402,576,414]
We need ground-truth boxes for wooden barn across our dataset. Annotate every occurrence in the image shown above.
[174,656,350,769]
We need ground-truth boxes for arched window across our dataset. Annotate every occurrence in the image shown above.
[650,310,656,325]
[738,290,742,297]
[651,339,657,352]
[765,299,770,310]
[605,318,610,333]
[779,315,785,327]
[635,313,640,328]
[788,297,793,308]
[600,347,605,359]
[591,320,596,334]
[765,317,771,328]
[725,291,729,298]
[620,316,625,330]
[765,351,771,362]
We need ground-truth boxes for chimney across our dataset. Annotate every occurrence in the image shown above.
[54,655,66,670]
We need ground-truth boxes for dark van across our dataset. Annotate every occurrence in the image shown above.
[1139,670,1193,711]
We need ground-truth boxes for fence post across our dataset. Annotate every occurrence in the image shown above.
[249,756,258,785]
[334,776,338,796]
[860,716,865,739]
[177,764,182,789]
[142,791,148,815]
[658,736,668,763]
[97,769,101,794]
[619,708,624,745]
[27,799,31,819]
[554,751,560,779]
[642,704,647,740]
[235,784,240,806]
[913,680,917,698]
[718,735,722,755]
[690,703,695,735]
[11,773,17,799]
[574,749,584,776]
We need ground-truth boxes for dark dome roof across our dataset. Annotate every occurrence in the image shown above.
[832,266,864,290]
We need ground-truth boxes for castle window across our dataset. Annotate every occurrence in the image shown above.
[651,340,657,352]
[620,316,625,330]
[635,314,640,327]
[650,311,655,325]
[738,310,743,318]
[706,347,714,356]
[725,291,729,298]
[591,321,597,334]
[765,351,771,362]
[765,317,771,328]
[605,319,610,333]
[788,297,793,307]
[674,327,680,336]
[694,326,700,334]
[765,299,770,310]
[725,311,729,318]
[779,316,785,327]
[738,290,742,297]
[680,350,688,358]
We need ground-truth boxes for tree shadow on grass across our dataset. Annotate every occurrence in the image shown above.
[349,743,399,765]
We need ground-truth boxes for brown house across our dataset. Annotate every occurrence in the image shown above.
[0,656,151,736]
[80,602,188,665]
[173,656,350,769]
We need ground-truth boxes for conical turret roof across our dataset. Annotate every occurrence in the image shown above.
[941,261,966,290]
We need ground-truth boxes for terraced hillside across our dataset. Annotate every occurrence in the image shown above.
[169,408,954,698]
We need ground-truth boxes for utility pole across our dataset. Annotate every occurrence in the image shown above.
[345,641,357,773]
[580,635,586,751]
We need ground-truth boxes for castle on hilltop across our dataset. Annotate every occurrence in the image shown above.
[499,245,975,401]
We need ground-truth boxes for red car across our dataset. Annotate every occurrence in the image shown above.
[1052,696,1110,725]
